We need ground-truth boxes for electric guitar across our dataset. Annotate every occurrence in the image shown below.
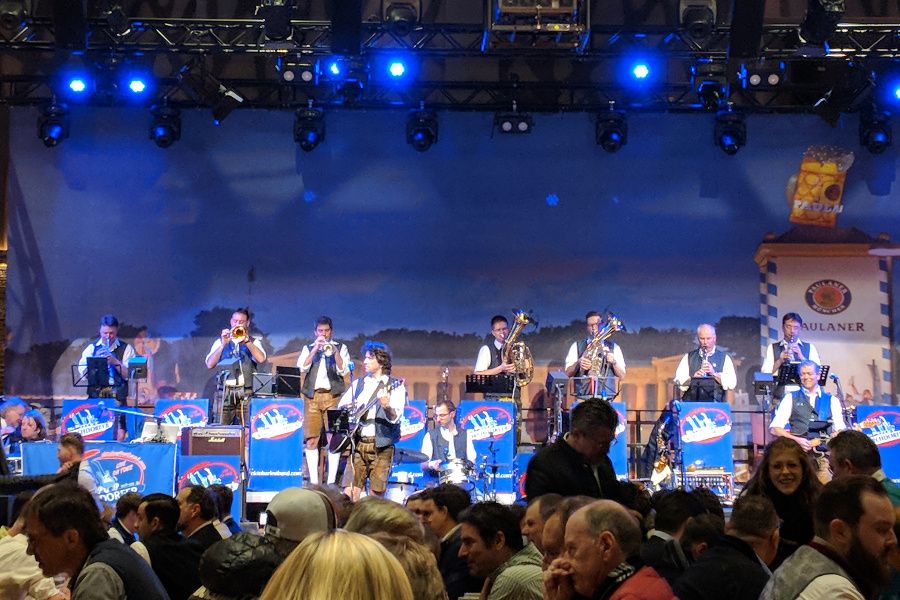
[328,376,403,454]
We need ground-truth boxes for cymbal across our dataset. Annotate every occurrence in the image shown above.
[394,448,429,464]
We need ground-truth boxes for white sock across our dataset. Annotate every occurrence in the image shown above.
[326,452,340,484]
[304,448,320,484]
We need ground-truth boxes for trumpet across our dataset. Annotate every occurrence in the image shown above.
[231,325,248,344]
[322,341,336,357]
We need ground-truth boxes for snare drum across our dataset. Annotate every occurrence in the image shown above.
[384,481,420,504]
[439,458,475,490]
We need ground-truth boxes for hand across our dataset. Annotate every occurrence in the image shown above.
[220,328,231,344]
[312,336,325,352]
[779,349,790,362]
[790,344,805,360]
[605,351,616,365]
[795,436,812,452]
[378,390,392,408]
[579,356,592,371]
[500,362,517,374]
[106,355,121,367]
[427,459,441,471]
[544,558,576,600]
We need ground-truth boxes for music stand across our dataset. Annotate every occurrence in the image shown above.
[545,371,568,442]
[570,375,619,400]
[464,374,515,396]
[127,357,148,380]
[681,377,719,402]
[86,357,109,388]
[252,372,276,396]
[275,366,302,397]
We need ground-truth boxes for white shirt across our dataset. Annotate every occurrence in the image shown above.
[474,340,504,372]
[421,426,477,463]
[296,342,351,391]
[564,341,626,374]
[674,348,737,392]
[761,340,821,397]
[0,533,62,600]
[78,338,136,382]
[205,338,267,387]
[337,376,406,438]
[770,386,847,432]
[795,574,864,599]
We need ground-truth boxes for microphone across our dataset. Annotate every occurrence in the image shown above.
[830,373,840,381]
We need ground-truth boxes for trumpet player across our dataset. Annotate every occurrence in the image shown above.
[297,316,351,485]
[78,314,136,440]
[674,323,736,402]
[761,312,820,399]
[565,311,626,397]
[205,308,267,425]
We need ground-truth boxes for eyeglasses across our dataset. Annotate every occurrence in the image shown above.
[493,327,509,333]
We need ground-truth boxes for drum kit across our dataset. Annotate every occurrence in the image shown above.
[384,448,507,502]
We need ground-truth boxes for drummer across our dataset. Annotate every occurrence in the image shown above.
[421,400,477,473]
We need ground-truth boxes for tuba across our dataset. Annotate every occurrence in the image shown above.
[502,309,537,387]
[585,314,624,378]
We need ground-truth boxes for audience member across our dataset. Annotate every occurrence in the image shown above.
[522,493,562,552]
[544,500,675,600]
[0,492,65,600]
[207,484,241,535]
[55,433,99,502]
[526,399,623,501]
[828,429,900,506]
[458,501,543,600]
[541,496,595,570]
[674,495,780,600]
[108,491,142,545]
[368,532,448,600]
[19,409,49,442]
[175,485,227,552]
[404,491,427,525]
[25,482,169,600]
[640,489,707,585]
[761,475,897,600]
[740,436,822,568]
[344,496,425,543]
[0,398,27,454]
[417,484,483,600]
[133,493,202,600]
[259,529,414,600]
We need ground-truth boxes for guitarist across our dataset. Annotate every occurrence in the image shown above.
[336,341,407,501]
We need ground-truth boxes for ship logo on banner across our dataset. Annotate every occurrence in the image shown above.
[461,406,514,441]
[401,405,426,441]
[857,411,900,447]
[83,449,147,504]
[62,403,115,439]
[805,279,852,315]
[680,407,732,444]
[159,403,207,427]
[178,461,240,490]
[615,408,626,438]
[250,403,304,441]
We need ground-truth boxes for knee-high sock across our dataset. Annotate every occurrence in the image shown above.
[304,448,320,484]
[326,451,340,484]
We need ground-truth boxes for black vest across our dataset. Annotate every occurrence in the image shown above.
[428,425,468,461]
[788,390,833,438]
[485,339,503,370]
[87,341,128,404]
[351,378,402,449]
[75,538,170,600]
[301,342,347,398]
[684,348,728,402]
[217,341,258,390]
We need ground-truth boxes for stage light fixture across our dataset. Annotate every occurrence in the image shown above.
[37,103,70,148]
[859,109,892,155]
[595,106,627,153]
[798,0,844,46]
[128,78,147,94]
[494,111,533,134]
[388,60,406,78]
[406,109,438,152]
[679,0,716,41]
[68,78,88,93]
[149,104,181,148]
[103,4,130,36]
[294,107,325,152]
[257,0,294,41]
[277,56,317,84]
[382,1,420,37]
[714,108,746,155]
[739,61,785,90]
[631,63,650,80]
[692,61,727,110]
[0,0,26,31]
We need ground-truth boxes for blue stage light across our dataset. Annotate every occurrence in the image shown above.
[894,85,900,101]
[68,78,87,93]
[388,61,406,78]
[128,78,147,94]
[328,60,341,76]
[632,63,650,80]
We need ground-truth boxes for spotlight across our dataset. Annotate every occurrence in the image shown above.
[798,0,844,46]
[294,107,325,152]
[631,63,650,80]
[37,103,70,148]
[388,60,406,78]
[714,108,746,155]
[0,0,26,31]
[257,0,294,41]
[859,110,892,155]
[149,105,181,148]
[382,1,419,37]
[128,78,147,94]
[692,61,727,110]
[494,112,533,134]
[277,56,317,84]
[595,107,627,153]
[68,78,88,94]
[679,0,717,41]
[739,61,785,90]
[406,109,437,152]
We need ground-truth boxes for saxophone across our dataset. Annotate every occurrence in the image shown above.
[502,309,536,387]
[650,420,672,489]
[585,314,624,377]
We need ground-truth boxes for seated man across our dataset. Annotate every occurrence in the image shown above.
[770,360,846,453]
[828,429,900,506]
[458,501,543,600]
[175,485,228,553]
[521,493,562,553]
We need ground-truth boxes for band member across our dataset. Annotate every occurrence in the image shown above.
[761,313,820,399]
[79,314,136,440]
[674,323,737,402]
[420,400,477,472]
[565,311,626,397]
[474,315,516,375]
[337,341,406,501]
[204,308,267,425]
[297,316,351,485]
[770,360,846,453]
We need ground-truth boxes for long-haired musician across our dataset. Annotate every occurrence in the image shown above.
[761,312,821,399]
[336,341,407,501]
[204,308,267,426]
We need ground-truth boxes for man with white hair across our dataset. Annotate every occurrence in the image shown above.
[674,324,737,402]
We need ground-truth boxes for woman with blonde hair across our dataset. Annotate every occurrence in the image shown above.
[259,529,413,600]
[367,532,449,600]
[344,496,425,543]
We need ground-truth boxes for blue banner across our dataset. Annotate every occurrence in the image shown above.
[855,405,900,482]
[514,446,536,502]
[676,401,734,472]
[60,399,117,441]
[178,454,242,522]
[23,441,177,505]
[247,397,305,492]
[459,400,516,498]
[392,400,430,489]
[611,401,628,479]
[155,399,209,431]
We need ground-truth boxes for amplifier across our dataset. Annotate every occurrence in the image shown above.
[181,426,243,456]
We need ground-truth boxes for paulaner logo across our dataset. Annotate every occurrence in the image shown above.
[83,450,147,504]
[251,403,303,441]
[680,407,732,444]
[461,406,513,441]
[159,403,207,427]
[858,411,900,447]
[805,279,852,315]
[178,461,240,489]
[401,405,426,441]
[62,403,115,439]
